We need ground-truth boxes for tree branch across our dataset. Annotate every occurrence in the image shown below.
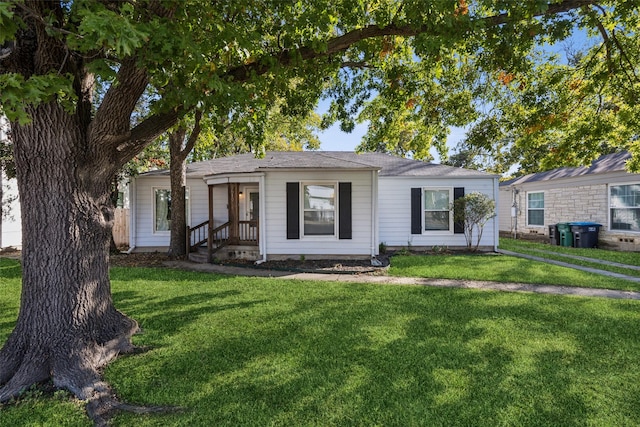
[112,107,183,169]
[341,61,372,69]
[225,0,597,82]
[589,5,614,74]
[181,110,203,159]
[611,30,640,87]
[90,58,149,148]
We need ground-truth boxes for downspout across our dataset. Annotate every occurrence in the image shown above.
[512,187,519,240]
[255,174,268,264]
[493,176,499,252]
[370,169,378,258]
[126,177,136,254]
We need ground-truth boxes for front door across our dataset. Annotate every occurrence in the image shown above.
[247,189,259,221]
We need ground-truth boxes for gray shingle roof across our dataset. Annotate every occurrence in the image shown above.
[139,151,497,179]
[501,152,632,187]
[347,152,496,177]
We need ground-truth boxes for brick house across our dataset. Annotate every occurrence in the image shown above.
[498,152,640,251]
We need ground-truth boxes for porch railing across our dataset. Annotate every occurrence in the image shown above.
[239,220,258,243]
[187,220,209,252]
[187,220,258,254]
[211,221,230,250]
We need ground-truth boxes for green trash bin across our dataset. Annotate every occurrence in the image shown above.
[557,223,573,247]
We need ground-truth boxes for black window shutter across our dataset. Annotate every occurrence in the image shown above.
[454,187,465,234]
[286,182,300,239]
[411,188,422,234]
[339,182,352,239]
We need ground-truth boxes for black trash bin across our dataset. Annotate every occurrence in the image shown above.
[549,224,559,245]
[570,222,602,248]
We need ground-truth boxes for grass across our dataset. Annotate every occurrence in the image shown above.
[2,258,640,426]
[388,252,640,292]
[499,238,640,278]
[499,238,640,266]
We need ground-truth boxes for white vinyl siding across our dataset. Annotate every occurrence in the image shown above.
[379,177,496,248]
[132,177,209,249]
[264,170,374,257]
[527,192,544,226]
[610,183,640,232]
[132,167,499,254]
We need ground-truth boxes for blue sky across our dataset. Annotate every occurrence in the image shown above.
[317,116,467,162]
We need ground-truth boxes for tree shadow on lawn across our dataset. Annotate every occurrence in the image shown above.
[112,289,259,341]
[106,285,640,426]
[0,314,20,343]
[0,258,22,279]
[109,266,233,284]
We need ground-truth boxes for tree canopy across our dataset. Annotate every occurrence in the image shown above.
[4,1,637,167]
[441,7,640,174]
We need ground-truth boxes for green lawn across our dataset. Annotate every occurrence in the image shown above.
[499,238,640,279]
[1,258,640,426]
[388,252,640,292]
[499,238,640,266]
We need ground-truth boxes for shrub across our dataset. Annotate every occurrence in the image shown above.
[451,192,496,251]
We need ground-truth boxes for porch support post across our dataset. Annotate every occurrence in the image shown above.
[258,174,266,260]
[229,183,240,245]
[208,184,214,262]
[185,224,190,255]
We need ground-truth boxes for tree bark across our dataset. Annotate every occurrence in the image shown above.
[167,113,202,258]
[0,103,139,408]
[0,4,179,421]
[168,128,188,258]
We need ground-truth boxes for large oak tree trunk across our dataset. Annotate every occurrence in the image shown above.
[167,115,201,258]
[168,148,188,258]
[0,6,177,422]
[0,103,139,410]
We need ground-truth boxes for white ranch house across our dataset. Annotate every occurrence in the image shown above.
[129,151,499,261]
[498,152,640,251]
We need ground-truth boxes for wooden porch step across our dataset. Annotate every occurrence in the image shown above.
[188,250,209,264]
[188,245,260,263]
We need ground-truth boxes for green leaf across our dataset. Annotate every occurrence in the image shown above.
[0,73,75,124]
[0,1,20,44]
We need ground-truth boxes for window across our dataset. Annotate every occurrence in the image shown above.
[423,188,452,231]
[527,192,544,226]
[153,188,190,233]
[303,183,335,236]
[610,184,640,232]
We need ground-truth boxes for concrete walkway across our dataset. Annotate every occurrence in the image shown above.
[498,249,640,283]
[164,260,640,301]
[521,248,640,271]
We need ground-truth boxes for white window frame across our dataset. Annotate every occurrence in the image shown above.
[301,181,337,239]
[609,182,640,233]
[422,187,453,234]
[152,187,190,234]
[526,191,545,227]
